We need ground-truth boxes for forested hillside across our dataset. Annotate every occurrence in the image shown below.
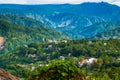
[0,2,120,39]
[94,28,120,39]
[0,14,46,28]
[58,21,120,39]
[0,39,120,79]
[0,2,120,80]
[0,20,66,53]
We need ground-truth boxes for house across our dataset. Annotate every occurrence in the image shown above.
[28,54,37,58]
[78,59,87,67]
[48,40,53,43]
[78,58,97,68]
[60,56,65,60]
[103,43,107,46]
[31,67,35,71]
[62,40,67,43]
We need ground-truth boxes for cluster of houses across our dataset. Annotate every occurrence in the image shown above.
[16,39,99,71]
[16,57,98,72]
[47,39,68,44]
[16,63,49,71]
[78,58,97,68]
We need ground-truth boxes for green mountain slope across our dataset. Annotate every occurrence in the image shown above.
[0,14,45,28]
[78,21,120,38]
[1,2,120,39]
[61,21,120,39]
[0,39,120,79]
[0,20,66,53]
[94,28,120,39]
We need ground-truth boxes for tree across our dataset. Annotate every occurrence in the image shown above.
[28,60,87,80]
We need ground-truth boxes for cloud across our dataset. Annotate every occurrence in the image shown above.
[0,0,27,4]
[112,1,120,5]
[0,0,120,6]
[24,0,113,4]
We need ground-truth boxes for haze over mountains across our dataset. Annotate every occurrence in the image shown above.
[0,2,120,40]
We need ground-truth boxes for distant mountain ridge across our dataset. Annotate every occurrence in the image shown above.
[0,2,120,39]
[94,28,120,39]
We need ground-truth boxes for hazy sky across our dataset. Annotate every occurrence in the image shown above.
[0,0,120,6]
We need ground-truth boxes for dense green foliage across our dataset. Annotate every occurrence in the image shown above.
[0,2,120,80]
[0,14,45,28]
[28,60,86,80]
[0,20,66,53]
[1,2,120,39]
[0,39,120,79]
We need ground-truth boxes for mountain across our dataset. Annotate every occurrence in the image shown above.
[0,20,66,53]
[0,14,45,28]
[0,2,120,39]
[94,28,120,39]
[78,21,120,38]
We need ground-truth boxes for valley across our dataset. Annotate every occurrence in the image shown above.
[0,2,120,80]
[1,2,120,39]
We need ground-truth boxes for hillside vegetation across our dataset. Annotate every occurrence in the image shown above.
[1,2,120,39]
[0,2,120,80]
[0,14,45,28]
[0,20,66,53]
[94,28,120,39]
[0,39,120,79]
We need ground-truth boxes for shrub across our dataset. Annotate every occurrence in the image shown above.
[28,60,86,80]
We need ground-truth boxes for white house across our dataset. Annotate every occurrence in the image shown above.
[78,58,97,68]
